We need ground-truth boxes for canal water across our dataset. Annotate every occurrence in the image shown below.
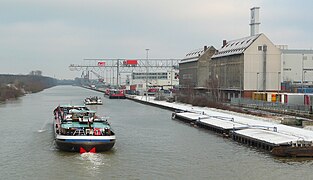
[1,85,313,179]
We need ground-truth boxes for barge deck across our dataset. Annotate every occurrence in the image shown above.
[172,111,313,157]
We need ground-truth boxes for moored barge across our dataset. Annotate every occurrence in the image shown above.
[172,111,313,157]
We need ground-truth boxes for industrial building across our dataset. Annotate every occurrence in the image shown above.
[177,7,282,101]
[177,6,313,102]
[209,7,282,101]
[211,33,281,100]
[179,46,216,93]
[281,49,313,88]
[131,71,179,90]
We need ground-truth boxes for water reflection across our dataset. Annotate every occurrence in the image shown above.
[274,156,313,164]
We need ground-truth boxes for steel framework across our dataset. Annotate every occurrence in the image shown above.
[69,58,180,86]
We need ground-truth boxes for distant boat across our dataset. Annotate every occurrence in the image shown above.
[84,96,103,105]
[107,89,126,99]
[53,105,115,153]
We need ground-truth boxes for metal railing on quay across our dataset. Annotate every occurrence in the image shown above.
[231,98,312,115]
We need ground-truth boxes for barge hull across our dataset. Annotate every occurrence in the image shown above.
[271,146,313,157]
[55,139,115,152]
[109,96,126,99]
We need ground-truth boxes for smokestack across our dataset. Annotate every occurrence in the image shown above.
[250,7,260,36]
[204,46,207,51]
[222,40,227,47]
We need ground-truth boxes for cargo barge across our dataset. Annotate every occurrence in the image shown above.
[53,105,115,153]
[172,111,313,157]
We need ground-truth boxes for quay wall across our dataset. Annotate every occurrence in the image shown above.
[82,86,313,157]
[126,95,178,111]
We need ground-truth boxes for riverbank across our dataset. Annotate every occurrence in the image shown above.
[126,95,282,123]
[82,85,289,123]
[0,85,24,101]
[0,74,57,102]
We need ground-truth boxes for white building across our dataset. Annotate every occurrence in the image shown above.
[281,49,313,84]
[131,71,179,90]
[211,33,281,100]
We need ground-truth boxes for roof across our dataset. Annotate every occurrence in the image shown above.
[180,46,212,64]
[212,34,261,59]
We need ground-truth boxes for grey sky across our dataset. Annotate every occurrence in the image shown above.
[1,0,312,79]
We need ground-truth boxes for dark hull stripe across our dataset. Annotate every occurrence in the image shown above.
[55,140,115,152]
[63,139,111,142]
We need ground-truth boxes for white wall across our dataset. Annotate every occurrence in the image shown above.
[244,34,281,91]
[282,52,313,83]
[131,71,179,88]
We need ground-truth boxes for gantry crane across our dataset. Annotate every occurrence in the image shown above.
[69,58,180,87]
[90,70,105,83]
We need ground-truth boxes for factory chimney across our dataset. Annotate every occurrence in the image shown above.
[222,40,227,47]
[250,7,260,36]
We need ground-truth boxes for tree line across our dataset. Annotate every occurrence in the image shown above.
[0,74,57,101]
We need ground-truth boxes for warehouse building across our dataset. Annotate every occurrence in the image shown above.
[178,7,313,101]
[209,7,281,101]
[211,33,281,101]
[179,46,216,93]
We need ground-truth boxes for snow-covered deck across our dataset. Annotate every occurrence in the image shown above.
[234,128,301,145]
[174,112,208,121]
[128,95,313,146]
[199,116,249,130]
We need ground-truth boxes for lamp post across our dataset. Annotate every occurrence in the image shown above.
[112,67,115,86]
[302,54,304,93]
[216,74,219,102]
[304,70,307,93]
[116,59,120,87]
[109,69,112,85]
[145,48,150,101]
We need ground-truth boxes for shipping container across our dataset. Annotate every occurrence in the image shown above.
[271,93,276,102]
[252,92,267,101]
[130,85,137,91]
[304,94,313,106]
[283,93,305,105]
[297,88,313,94]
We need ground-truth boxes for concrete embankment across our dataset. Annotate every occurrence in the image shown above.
[125,95,181,111]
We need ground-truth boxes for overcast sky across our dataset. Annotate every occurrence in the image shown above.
[1,0,312,79]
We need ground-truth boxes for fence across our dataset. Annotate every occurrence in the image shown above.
[231,98,313,115]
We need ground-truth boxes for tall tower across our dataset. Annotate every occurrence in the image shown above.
[250,7,260,36]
